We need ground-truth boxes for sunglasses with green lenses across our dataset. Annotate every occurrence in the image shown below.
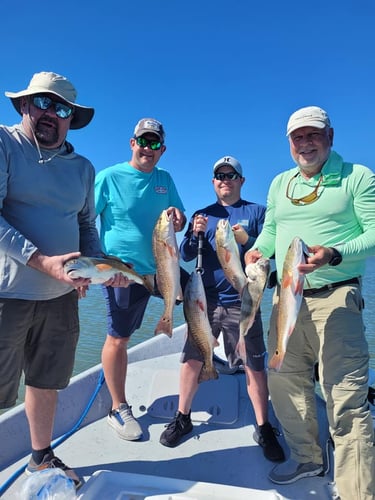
[135,136,163,151]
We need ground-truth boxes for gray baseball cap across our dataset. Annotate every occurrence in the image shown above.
[213,156,243,176]
[133,118,165,141]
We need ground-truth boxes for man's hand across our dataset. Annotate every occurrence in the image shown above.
[232,224,249,246]
[244,249,263,265]
[192,214,208,237]
[27,250,91,287]
[167,207,186,232]
[103,274,132,288]
[298,245,334,274]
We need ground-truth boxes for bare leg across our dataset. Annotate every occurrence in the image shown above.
[101,335,129,410]
[25,386,57,450]
[244,366,269,425]
[178,359,203,414]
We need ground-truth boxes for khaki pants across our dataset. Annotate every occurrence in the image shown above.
[268,284,375,500]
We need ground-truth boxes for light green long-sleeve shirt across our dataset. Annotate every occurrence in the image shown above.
[253,151,375,288]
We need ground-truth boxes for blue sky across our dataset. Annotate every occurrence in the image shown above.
[2,0,374,236]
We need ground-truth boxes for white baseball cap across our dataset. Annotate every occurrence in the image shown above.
[286,106,331,136]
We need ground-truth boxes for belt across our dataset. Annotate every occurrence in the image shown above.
[303,277,360,297]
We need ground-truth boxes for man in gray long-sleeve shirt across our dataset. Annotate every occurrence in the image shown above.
[0,71,110,487]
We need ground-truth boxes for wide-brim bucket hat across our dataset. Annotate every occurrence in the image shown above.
[5,71,94,129]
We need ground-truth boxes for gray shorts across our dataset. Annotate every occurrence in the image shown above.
[181,302,266,371]
[0,291,79,409]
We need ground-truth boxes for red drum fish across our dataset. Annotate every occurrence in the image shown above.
[268,237,309,371]
[236,258,270,364]
[64,255,154,292]
[183,269,219,383]
[152,210,183,337]
[215,219,247,294]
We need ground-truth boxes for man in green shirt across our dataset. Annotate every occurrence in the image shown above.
[245,106,375,500]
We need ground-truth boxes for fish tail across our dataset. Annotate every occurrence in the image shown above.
[268,350,285,372]
[198,363,218,383]
[154,316,173,337]
[176,286,184,303]
[235,335,247,366]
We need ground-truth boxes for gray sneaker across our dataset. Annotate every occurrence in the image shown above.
[269,458,323,485]
[107,403,143,440]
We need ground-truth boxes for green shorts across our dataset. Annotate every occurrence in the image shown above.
[0,291,79,409]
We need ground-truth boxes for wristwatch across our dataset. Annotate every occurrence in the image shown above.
[328,247,342,266]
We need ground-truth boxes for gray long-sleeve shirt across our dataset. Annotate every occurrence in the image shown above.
[0,124,102,299]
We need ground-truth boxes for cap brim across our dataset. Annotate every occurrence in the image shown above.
[286,120,327,136]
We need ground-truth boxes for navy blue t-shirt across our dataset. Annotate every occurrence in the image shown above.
[180,199,266,305]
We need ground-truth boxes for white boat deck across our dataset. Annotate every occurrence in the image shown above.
[0,325,364,499]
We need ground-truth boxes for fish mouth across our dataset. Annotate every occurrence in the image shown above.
[65,267,78,275]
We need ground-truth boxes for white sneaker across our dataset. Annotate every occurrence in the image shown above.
[107,403,143,440]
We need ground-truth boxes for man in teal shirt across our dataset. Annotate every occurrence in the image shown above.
[95,118,186,442]
[246,106,375,500]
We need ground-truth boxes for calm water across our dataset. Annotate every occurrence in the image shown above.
[7,258,375,409]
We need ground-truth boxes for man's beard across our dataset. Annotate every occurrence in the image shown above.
[34,119,59,147]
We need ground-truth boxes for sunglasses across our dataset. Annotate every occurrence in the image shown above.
[32,96,74,119]
[135,136,163,151]
[286,173,323,206]
[214,172,241,181]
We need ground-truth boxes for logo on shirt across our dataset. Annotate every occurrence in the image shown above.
[155,186,168,194]
[237,219,249,226]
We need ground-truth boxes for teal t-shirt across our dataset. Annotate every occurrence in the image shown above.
[95,161,185,275]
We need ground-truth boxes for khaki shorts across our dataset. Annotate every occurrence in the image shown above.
[0,291,79,409]
[182,302,266,371]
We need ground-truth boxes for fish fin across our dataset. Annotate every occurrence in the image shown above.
[165,242,178,259]
[198,364,219,383]
[95,263,113,271]
[211,335,220,348]
[176,286,184,302]
[103,254,127,263]
[195,299,206,313]
[142,274,155,294]
[154,316,173,337]
[268,350,285,372]
[294,278,305,295]
[235,336,247,366]
[223,248,232,264]
[281,273,293,289]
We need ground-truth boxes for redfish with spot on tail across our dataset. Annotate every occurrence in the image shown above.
[183,269,219,383]
[64,255,154,292]
[236,258,271,364]
[268,237,309,372]
[215,219,247,294]
[152,209,183,337]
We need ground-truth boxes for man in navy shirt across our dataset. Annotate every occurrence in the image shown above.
[159,156,284,462]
